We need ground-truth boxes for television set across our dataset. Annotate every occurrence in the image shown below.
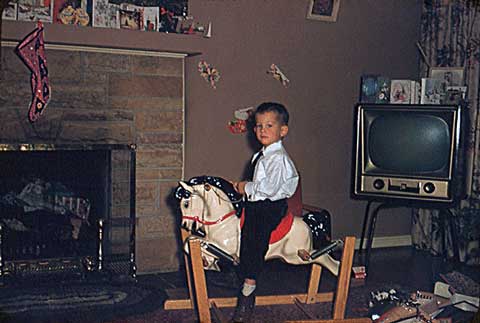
[351,103,464,205]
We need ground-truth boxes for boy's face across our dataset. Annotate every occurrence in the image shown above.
[254,111,289,147]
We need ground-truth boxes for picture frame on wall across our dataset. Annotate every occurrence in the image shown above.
[429,67,464,87]
[306,0,340,22]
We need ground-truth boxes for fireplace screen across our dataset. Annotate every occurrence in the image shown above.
[0,144,136,281]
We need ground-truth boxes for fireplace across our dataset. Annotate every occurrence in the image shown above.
[1,43,185,273]
[0,144,136,283]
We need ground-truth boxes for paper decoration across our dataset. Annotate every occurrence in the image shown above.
[119,4,143,30]
[15,22,51,123]
[360,75,391,103]
[2,1,17,20]
[228,107,254,134]
[92,0,120,28]
[17,0,53,23]
[175,17,210,37]
[58,6,90,26]
[267,63,289,87]
[198,60,220,89]
[158,6,175,32]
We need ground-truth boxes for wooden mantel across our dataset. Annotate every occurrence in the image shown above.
[2,20,203,57]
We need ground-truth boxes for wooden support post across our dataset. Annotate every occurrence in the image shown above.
[306,263,322,304]
[188,237,212,323]
[181,228,195,309]
[333,236,355,320]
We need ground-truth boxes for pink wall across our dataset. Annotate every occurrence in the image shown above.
[2,0,422,240]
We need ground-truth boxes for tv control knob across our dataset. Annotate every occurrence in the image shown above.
[423,182,436,194]
[373,179,385,190]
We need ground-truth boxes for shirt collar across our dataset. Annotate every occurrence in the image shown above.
[261,140,283,156]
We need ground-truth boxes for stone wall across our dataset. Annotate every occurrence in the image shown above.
[0,44,185,273]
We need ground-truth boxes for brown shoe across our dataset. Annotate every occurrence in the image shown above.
[231,292,255,322]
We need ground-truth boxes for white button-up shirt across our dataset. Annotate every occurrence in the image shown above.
[244,140,299,202]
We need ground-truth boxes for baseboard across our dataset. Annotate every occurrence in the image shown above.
[355,234,412,249]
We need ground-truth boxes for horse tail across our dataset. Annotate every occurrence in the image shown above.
[302,208,332,250]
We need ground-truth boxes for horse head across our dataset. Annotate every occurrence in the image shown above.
[175,176,243,233]
[175,176,244,271]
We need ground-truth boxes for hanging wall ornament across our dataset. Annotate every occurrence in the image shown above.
[15,21,51,123]
[267,63,290,87]
[198,60,220,89]
[228,106,254,134]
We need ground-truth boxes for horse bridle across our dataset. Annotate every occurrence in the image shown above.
[182,210,237,226]
[181,184,240,226]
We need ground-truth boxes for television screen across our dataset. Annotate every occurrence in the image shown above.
[366,111,451,175]
[352,103,463,204]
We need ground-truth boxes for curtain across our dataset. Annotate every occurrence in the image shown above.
[412,0,480,265]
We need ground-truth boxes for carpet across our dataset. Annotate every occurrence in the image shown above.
[0,281,166,323]
[110,281,390,323]
[440,270,480,297]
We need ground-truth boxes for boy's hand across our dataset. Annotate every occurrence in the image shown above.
[235,181,247,195]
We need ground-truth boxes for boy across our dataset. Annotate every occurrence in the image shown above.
[232,102,299,322]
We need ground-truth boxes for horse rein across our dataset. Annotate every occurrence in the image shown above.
[182,210,237,225]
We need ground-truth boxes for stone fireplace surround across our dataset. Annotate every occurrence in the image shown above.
[0,42,186,274]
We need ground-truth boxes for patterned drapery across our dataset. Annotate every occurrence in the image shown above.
[412,0,480,265]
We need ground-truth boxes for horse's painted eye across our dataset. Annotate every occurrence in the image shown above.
[204,184,211,191]
[183,200,189,208]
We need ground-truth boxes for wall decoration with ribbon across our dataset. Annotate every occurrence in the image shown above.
[198,60,220,89]
[267,63,289,87]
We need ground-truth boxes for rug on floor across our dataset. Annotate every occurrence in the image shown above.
[0,281,166,323]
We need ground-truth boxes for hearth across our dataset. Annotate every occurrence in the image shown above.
[0,144,136,283]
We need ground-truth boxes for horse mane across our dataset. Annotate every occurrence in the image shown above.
[174,175,244,217]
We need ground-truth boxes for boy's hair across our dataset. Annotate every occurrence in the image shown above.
[255,102,289,125]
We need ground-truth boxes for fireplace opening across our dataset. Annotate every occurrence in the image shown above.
[0,144,136,282]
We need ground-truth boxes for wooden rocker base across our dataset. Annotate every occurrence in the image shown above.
[164,291,335,310]
[285,319,372,323]
[164,228,356,323]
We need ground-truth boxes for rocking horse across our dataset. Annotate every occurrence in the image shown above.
[164,176,357,323]
[175,176,341,273]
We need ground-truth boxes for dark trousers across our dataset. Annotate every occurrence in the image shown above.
[239,198,288,281]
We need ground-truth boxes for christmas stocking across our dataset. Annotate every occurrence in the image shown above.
[16,21,51,123]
